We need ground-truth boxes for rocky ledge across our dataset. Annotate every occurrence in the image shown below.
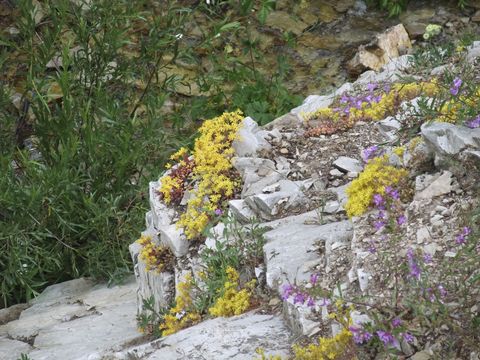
[1,34,480,360]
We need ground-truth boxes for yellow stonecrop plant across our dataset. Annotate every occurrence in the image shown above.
[160,273,201,336]
[177,110,244,239]
[293,301,356,360]
[345,155,408,217]
[437,87,480,123]
[351,81,439,122]
[254,348,283,360]
[209,266,256,317]
[304,81,439,124]
[137,235,172,273]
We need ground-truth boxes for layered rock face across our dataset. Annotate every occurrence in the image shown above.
[1,33,479,360]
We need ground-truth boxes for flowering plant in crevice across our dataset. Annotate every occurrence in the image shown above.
[137,234,174,273]
[159,110,244,239]
[159,147,195,205]
[303,81,439,137]
[281,273,331,309]
[345,154,409,218]
[346,183,480,356]
[292,300,358,360]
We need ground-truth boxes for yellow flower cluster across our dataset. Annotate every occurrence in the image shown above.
[160,274,201,336]
[160,175,183,204]
[293,301,355,360]
[254,348,283,360]
[351,81,439,122]
[177,110,244,239]
[437,87,480,123]
[137,235,172,273]
[304,81,439,125]
[208,266,256,317]
[345,155,408,217]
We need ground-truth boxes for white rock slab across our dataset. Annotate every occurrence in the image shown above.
[233,117,272,157]
[263,220,353,291]
[99,312,292,360]
[0,337,32,360]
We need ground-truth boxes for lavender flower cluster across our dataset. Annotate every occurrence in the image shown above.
[349,317,414,348]
[465,115,480,129]
[449,77,462,96]
[280,274,330,308]
[334,83,384,116]
[372,186,406,232]
[361,145,384,163]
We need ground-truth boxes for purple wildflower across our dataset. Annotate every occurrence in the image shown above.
[397,215,407,226]
[373,194,384,207]
[362,145,383,162]
[340,93,349,104]
[214,208,224,216]
[374,220,386,231]
[356,100,363,109]
[293,292,305,304]
[402,332,415,343]
[376,330,398,347]
[465,115,480,129]
[407,248,421,280]
[350,326,373,344]
[384,84,391,93]
[310,273,319,286]
[307,297,315,307]
[281,284,294,300]
[423,253,432,264]
[438,285,447,298]
[367,83,378,92]
[392,318,402,328]
[385,186,400,200]
[426,288,436,302]
[455,226,472,245]
[368,239,377,254]
[319,298,331,306]
[450,77,462,96]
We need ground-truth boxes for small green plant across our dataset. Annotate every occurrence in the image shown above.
[137,296,170,338]
[194,214,266,313]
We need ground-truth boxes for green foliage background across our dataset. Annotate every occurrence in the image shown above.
[0,0,300,306]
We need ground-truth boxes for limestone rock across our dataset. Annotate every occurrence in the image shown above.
[232,117,271,157]
[263,220,353,292]
[0,303,29,326]
[283,302,320,337]
[0,337,32,360]
[232,157,276,178]
[160,224,189,258]
[290,94,334,118]
[415,171,454,200]
[229,199,256,223]
[246,180,308,219]
[377,116,401,142]
[421,122,480,156]
[347,24,412,75]
[333,156,363,173]
[0,279,140,360]
[467,41,480,63]
[130,241,174,315]
[101,312,292,360]
[149,181,175,229]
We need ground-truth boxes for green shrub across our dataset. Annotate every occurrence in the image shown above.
[0,0,299,306]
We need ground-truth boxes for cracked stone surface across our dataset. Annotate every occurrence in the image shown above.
[0,278,141,360]
[96,311,292,360]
